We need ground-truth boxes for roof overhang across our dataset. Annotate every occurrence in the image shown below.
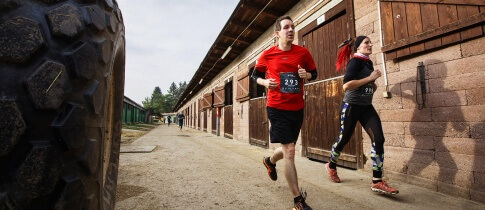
[173,0,299,111]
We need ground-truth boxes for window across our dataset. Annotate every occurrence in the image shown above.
[224,80,233,106]
[249,67,266,99]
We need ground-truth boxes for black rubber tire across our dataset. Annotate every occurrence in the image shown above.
[0,0,125,209]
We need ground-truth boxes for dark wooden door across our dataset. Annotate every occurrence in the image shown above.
[203,110,207,132]
[224,105,233,139]
[211,108,217,134]
[197,100,201,130]
[299,0,363,169]
[191,103,194,128]
[249,98,269,148]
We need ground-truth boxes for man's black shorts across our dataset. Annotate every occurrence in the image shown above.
[266,107,304,144]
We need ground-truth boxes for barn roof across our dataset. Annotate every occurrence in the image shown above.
[173,0,300,111]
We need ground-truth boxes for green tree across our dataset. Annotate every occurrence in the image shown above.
[152,87,165,114]
[166,81,187,111]
[143,82,187,114]
[143,86,166,115]
[175,81,187,100]
[142,96,151,110]
[162,82,175,112]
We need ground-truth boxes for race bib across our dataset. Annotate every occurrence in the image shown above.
[280,72,301,93]
[361,84,374,95]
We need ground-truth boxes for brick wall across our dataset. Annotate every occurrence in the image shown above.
[233,100,250,143]
[356,0,485,203]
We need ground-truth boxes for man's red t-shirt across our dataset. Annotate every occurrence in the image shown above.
[255,44,316,111]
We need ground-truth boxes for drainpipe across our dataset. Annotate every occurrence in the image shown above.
[378,1,391,98]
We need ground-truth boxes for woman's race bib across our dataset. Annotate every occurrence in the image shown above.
[280,72,301,93]
[361,83,374,96]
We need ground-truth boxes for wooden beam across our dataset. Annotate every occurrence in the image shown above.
[214,86,224,91]
[221,33,252,45]
[202,65,226,75]
[242,2,279,19]
[237,70,249,80]
[382,12,485,52]
[203,56,219,63]
[250,138,268,146]
[229,19,265,34]
[380,0,485,6]
[307,147,357,162]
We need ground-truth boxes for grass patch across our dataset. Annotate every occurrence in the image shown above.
[121,123,159,144]
[123,126,148,131]
[122,123,158,131]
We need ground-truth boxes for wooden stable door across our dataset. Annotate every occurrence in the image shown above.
[211,108,217,134]
[302,79,362,169]
[224,106,233,138]
[198,111,201,130]
[300,0,363,169]
[203,110,208,132]
[249,98,269,148]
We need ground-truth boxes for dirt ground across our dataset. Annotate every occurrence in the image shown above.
[115,125,485,210]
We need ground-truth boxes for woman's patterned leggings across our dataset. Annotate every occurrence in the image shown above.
[330,102,385,178]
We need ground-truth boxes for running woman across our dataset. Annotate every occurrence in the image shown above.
[325,36,399,195]
[254,15,317,210]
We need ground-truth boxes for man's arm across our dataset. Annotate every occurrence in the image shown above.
[251,69,278,89]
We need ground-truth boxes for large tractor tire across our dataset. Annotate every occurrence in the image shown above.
[0,0,125,209]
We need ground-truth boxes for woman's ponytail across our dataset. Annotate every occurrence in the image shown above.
[336,36,367,72]
[335,42,352,71]
[336,38,352,71]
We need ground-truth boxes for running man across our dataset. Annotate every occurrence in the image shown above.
[325,36,399,195]
[253,15,317,210]
[177,112,185,130]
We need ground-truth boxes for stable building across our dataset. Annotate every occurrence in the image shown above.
[174,0,485,203]
[123,96,148,124]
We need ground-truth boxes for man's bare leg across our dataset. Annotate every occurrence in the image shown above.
[282,143,300,197]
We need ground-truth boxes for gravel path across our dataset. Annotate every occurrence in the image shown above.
[116,125,484,210]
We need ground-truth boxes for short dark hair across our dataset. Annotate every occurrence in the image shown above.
[275,15,292,32]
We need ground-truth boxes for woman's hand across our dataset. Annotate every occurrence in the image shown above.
[343,70,381,91]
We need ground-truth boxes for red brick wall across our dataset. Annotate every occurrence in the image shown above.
[356,0,485,203]
[367,37,485,203]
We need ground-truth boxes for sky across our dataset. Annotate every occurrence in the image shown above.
[117,0,240,105]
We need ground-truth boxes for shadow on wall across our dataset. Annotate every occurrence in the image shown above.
[393,59,469,192]
[470,122,484,201]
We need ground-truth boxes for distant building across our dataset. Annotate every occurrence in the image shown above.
[123,96,147,124]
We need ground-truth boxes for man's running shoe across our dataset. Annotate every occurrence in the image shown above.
[325,163,341,183]
[293,190,312,210]
[262,157,277,181]
[371,180,399,195]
